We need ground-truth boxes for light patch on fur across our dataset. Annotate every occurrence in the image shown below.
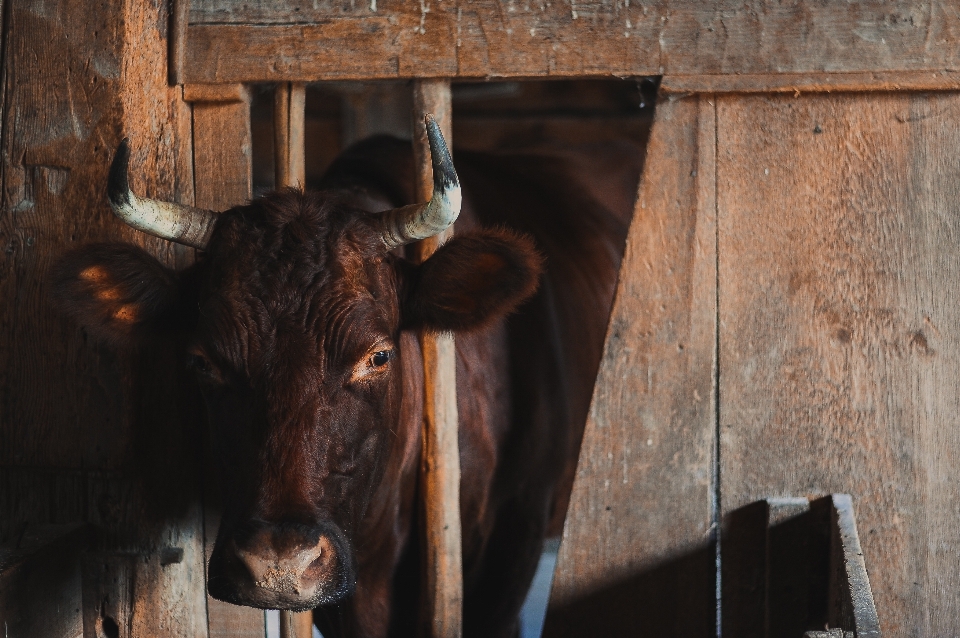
[112,304,138,323]
[80,265,125,303]
[79,265,110,284]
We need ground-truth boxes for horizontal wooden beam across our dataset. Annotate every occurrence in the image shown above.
[183,83,249,103]
[662,70,960,95]
[183,1,960,84]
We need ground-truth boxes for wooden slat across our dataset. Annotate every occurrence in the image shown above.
[169,0,190,85]
[662,70,960,95]
[191,87,253,209]
[0,1,208,636]
[274,82,306,189]
[412,79,462,638]
[183,1,960,84]
[543,93,718,637]
[717,91,960,635]
[279,610,314,638]
[184,83,249,103]
[829,495,881,638]
[189,86,266,638]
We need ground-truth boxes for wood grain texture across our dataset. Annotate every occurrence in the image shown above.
[184,83,248,103]
[0,0,208,635]
[279,610,314,638]
[829,495,881,637]
[717,91,960,636]
[192,89,252,210]
[662,70,960,95]
[274,83,306,189]
[169,0,190,85]
[412,79,462,638]
[183,1,960,83]
[543,93,717,637]
[191,92,266,638]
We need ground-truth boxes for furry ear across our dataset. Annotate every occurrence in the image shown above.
[402,229,543,332]
[50,243,186,344]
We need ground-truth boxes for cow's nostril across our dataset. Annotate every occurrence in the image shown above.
[235,534,334,599]
[210,523,351,609]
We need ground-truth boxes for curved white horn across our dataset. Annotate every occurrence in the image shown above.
[108,139,219,249]
[378,115,461,250]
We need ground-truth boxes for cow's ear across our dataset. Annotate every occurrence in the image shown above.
[402,229,543,332]
[50,243,188,344]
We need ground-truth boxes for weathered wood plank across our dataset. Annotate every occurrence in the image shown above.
[828,495,881,637]
[543,93,717,637]
[191,88,253,209]
[412,80,463,638]
[717,91,960,636]
[169,0,190,85]
[0,524,92,638]
[0,0,208,636]
[183,1,960,83]
[279,610,314,638]
[662,70,960,95]
[274,82,306,189]
[184,83,248,103]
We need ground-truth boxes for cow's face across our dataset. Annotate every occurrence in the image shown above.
[53,183,541,609]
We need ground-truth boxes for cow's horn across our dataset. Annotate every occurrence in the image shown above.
[378,115,461,250]
[108,138,218,249]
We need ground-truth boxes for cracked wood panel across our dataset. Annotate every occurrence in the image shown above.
[543,93,717,637]
[0,0,208,636]
[183,1,960,83]
[717,92,960,636]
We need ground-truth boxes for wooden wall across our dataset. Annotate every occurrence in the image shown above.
[0,0,209,634]
[4,0,960,636]
[545,89,960,636]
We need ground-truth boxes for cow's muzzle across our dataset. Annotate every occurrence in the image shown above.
[208,520,354,611]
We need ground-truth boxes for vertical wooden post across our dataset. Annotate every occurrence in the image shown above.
[272,80,313,638]
[168,0,190,85]
[278,610,314,638]
[412,79,463,638]
[275,82,307,189]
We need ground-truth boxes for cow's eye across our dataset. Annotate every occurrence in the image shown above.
[371,350,392,368]
[350,346,394,383]
[186,353,209,372]
[186,352,219,382]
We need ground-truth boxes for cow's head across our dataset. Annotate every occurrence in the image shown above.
[52,119,541,610]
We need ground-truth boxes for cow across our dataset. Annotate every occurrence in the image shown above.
[52,117,637,638]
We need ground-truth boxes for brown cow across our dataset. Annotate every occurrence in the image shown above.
[52,119,637,638]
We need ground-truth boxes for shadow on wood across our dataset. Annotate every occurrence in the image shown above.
[0,524,94,638]
[722,495,880,638]
[542,542,716,638]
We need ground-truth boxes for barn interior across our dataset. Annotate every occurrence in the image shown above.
[3,1,959,637]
